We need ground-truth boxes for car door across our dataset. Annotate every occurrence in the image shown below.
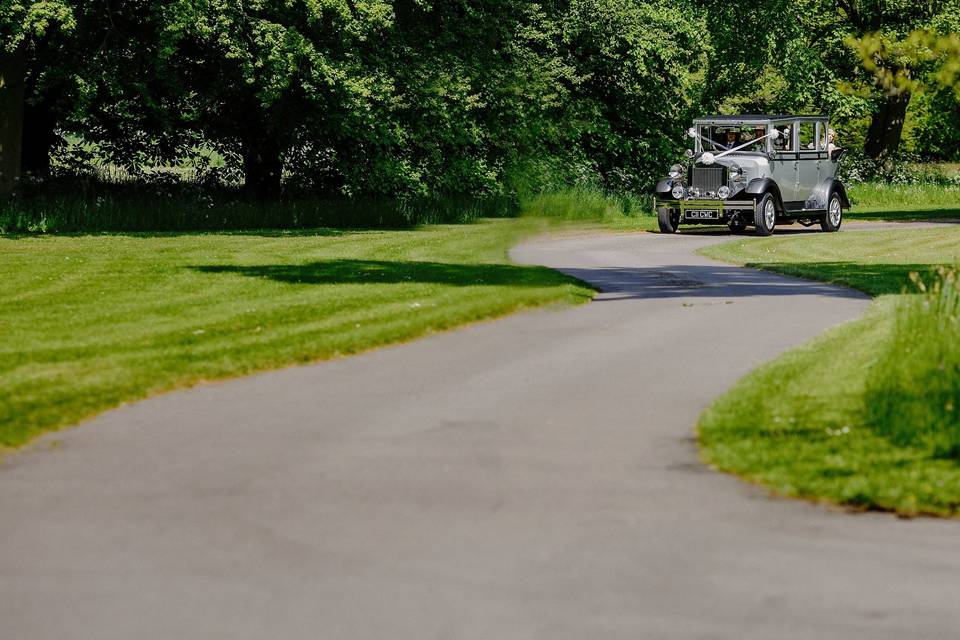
[769,121,797,203]
[797,120,822,208]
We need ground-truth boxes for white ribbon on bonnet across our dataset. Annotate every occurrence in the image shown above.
[687,127,784,166]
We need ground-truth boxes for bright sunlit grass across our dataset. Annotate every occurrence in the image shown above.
[1,219,593,448]
[699,226,960,516]
[848,183,960,219]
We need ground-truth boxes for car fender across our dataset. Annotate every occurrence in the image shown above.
[815,177,851,209]
[744,178,784,212]
[655,178,674,199]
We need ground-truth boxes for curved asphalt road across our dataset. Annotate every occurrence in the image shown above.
[2,229,959,639]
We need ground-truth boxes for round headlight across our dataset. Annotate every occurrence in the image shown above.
[718,186,731,199]
[668,164,684,179]
[728,163,743,181]
[671,184,685,199]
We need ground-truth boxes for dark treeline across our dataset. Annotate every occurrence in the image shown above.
[1,0,959,200]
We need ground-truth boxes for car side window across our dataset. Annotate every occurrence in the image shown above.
[799,122,817,152]
[772,125,793,153]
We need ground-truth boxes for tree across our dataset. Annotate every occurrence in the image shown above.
[698,0,960,162]
[0,45,26,196]
[840,2,960,161]
[156,0,395,197]
[0,0,73,191]
[561,0,710,190]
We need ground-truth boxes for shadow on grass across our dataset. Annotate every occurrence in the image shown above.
[193,259,934,300]
[0,228,359,240]
[742,262,946,296]
[543,264,869,300]
[848,208,960,222]
[191,259,581,288]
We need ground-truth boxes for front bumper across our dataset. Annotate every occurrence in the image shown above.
[655,199,755,223]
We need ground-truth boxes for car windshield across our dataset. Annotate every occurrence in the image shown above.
[698,124,767,152]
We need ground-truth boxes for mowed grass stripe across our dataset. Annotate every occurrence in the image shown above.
[1,219,593,448]
[699,225,960,517]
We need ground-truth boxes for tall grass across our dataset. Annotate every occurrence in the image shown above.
[848,182,960,211]
[1,178,655,233]
[866,267,960,459]
[0,180,517,233]
[519,188,653,221]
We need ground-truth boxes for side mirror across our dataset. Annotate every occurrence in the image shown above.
[684,149,694,158]
[687,127,697,139]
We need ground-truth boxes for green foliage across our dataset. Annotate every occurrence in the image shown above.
[699,0,960,159]
[848,30,960,99]
[4,0,959,201]
[912,86,960,160]
[0,0,74,52]
[560,0,709,190]
[4,0,712,201]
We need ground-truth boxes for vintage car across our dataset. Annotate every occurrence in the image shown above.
[654,115,850,235]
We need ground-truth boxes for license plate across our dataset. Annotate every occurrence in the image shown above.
[686,209,719,219]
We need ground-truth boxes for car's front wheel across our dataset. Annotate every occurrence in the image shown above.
[658,207,680,234]
[753,193,776,236]
[820,193,843,232]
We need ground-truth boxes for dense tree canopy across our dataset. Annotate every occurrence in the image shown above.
[1,0,958,199]
[699,0,960,161]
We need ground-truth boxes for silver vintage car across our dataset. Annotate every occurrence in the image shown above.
[654,114,850,235]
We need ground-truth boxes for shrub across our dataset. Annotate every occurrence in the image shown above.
[839,150,960,185]
[0,178,517,233]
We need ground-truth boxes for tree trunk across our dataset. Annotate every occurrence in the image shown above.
[0,46,26,197]
[21,98,59,177]
[864,90,911,162]
[242,135,283,198]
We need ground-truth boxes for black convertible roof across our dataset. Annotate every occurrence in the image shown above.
[694,114,827,122]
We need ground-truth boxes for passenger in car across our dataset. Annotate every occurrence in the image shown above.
[773,126,792,151]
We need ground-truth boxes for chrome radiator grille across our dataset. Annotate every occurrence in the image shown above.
[690,166,726,192]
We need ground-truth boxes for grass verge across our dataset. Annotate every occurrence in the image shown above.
[520,188,659,231]
[2,218,592,448]
[698,226,960,517]
[847,183,960,221]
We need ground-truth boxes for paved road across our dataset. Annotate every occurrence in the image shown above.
[3,229,959,639]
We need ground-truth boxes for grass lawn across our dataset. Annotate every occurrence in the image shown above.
[847,183,960,221]
[1,218,593,449]
[699,226,960,516]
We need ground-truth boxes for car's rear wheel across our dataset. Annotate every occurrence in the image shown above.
[754,193,776,236]
[820,193,843,232]
[658,207,680,234]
